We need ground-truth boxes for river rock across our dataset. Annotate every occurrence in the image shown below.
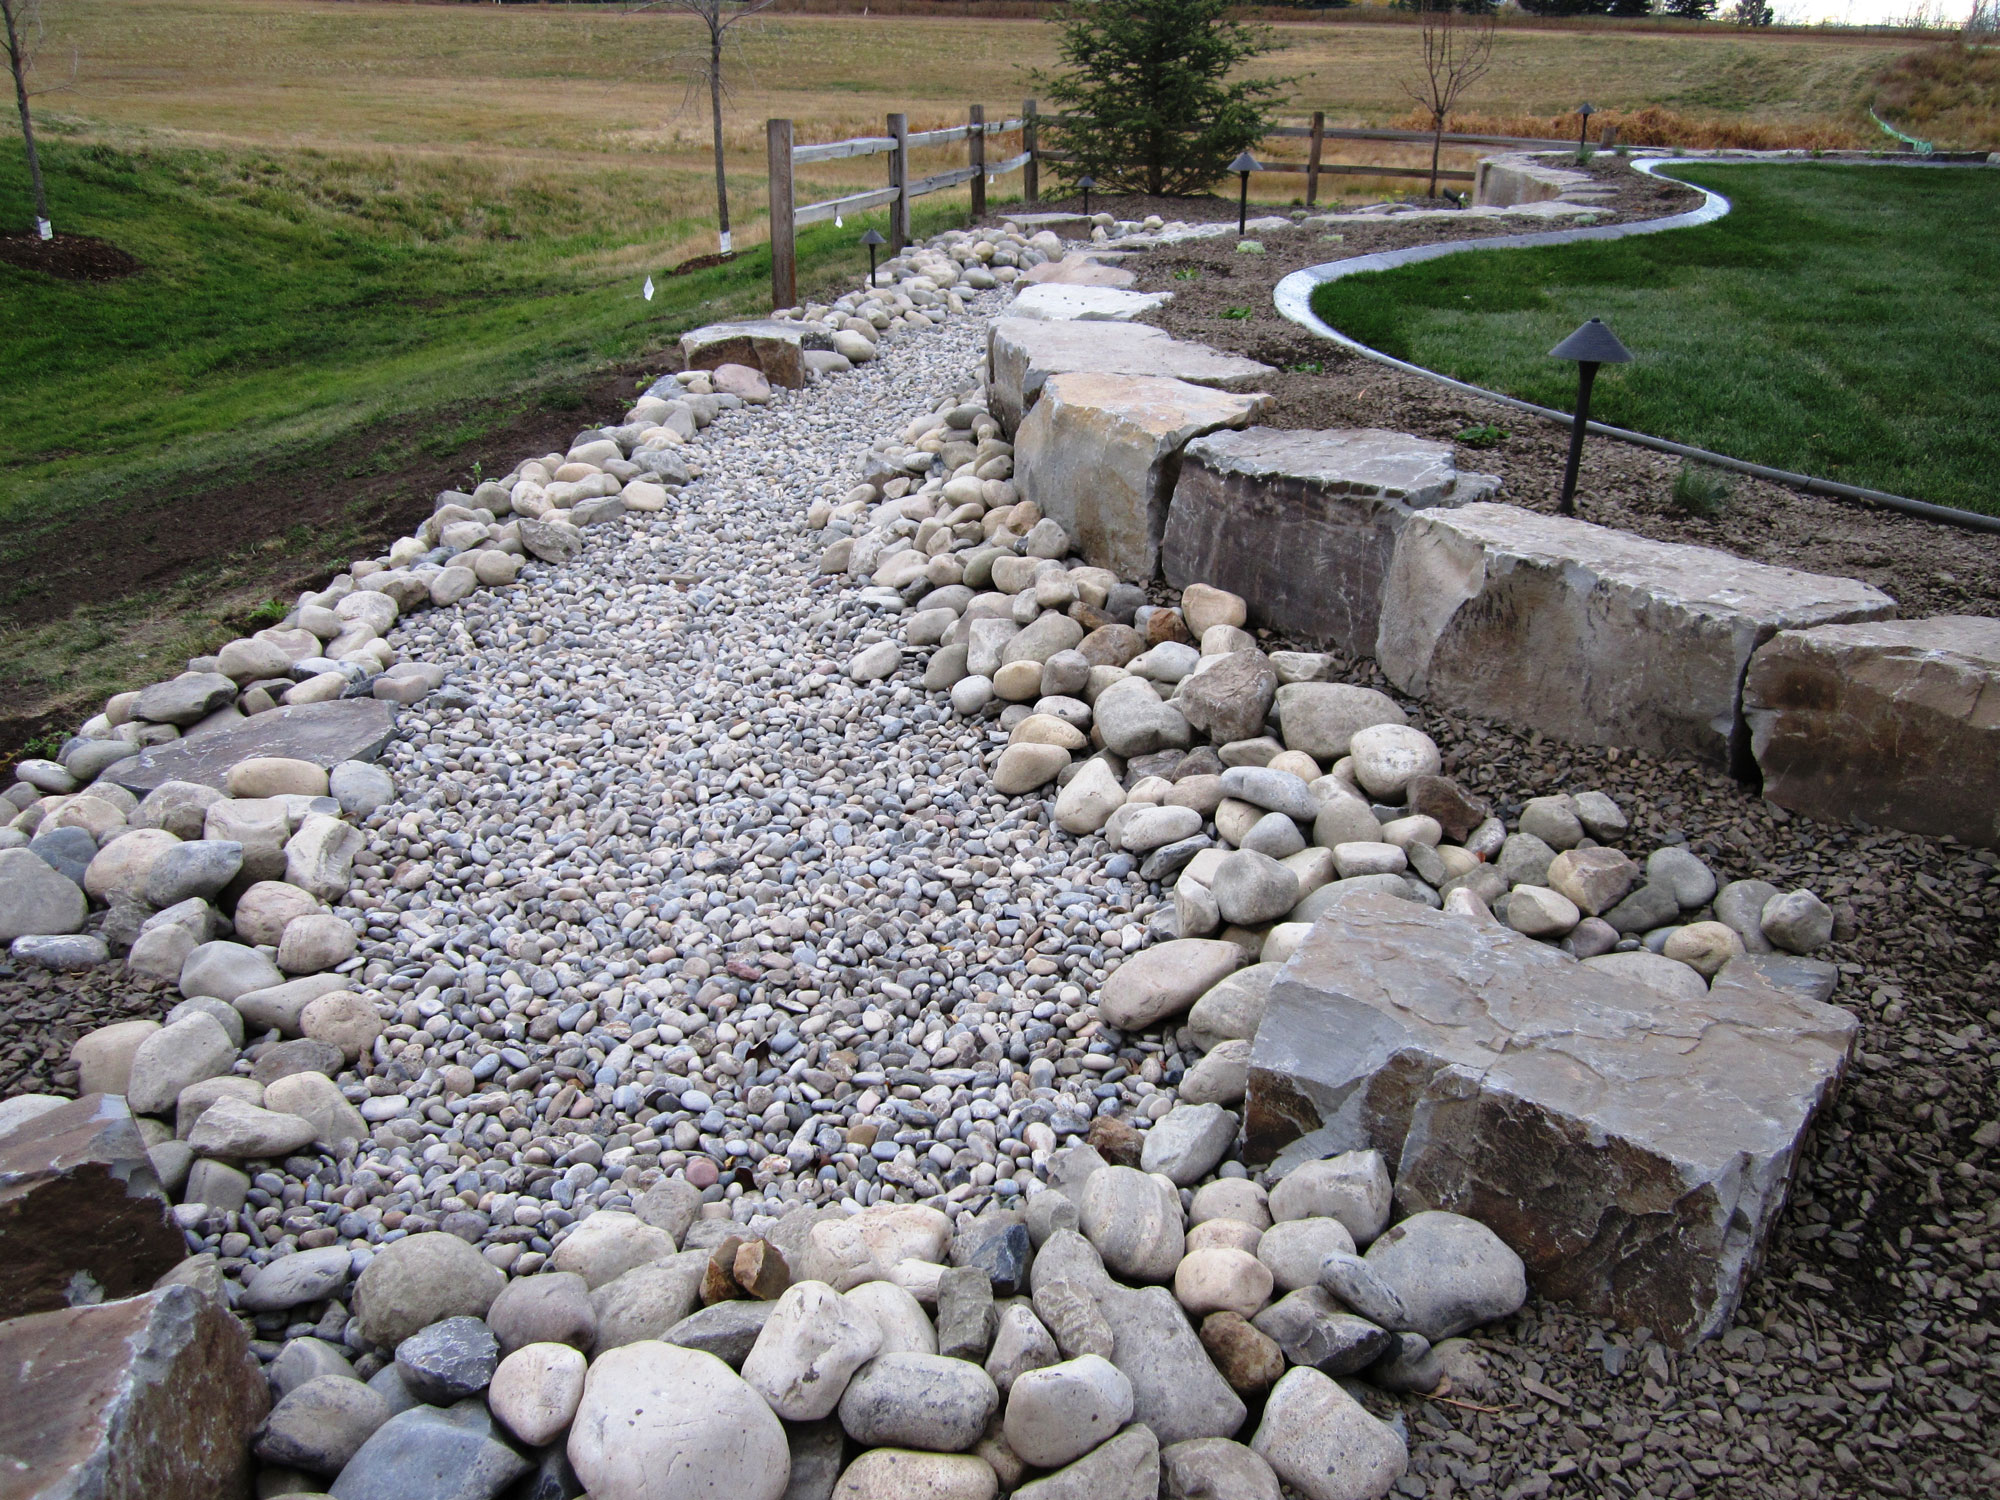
[1012,1422,1159,1500]
[830,1449,998,1500]
[125,1011,236,1116]
[1360,1211,1526,1339]
[1173,1248,1273,1320]
[836,1351,998,1451]
[1003,1353,1134,1469]
[1250,1367,1407,1500]
[1267,1151,1392,1246]
[1076,1166,1184,1281]
[1139,1102,1238,1187]
[984,1302,1060,1395]
[569,1341,790,1499]
[241,1245,353,1312]
[0,846,87,942]
[256,1373,391,1474]
[1209,851,1299,927]
[1098,939,1243,1030]
[741,1280,884,1421]
[487,1270,597,1355]
[396,1315,500,1402]
[329,1403,530,1500]
[488,1342,587,1448]
[548,1209,675,1289]
[1029,1230,1244,1446]
[352,1232,506,1348]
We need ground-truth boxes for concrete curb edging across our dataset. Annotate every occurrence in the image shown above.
[1272,155,2000,537]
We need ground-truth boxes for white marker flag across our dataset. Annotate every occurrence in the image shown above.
[642,276,655,302]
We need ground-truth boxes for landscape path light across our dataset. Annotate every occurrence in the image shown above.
[1078,174,1096,219]
[860,227,886,288]
[1229,151,1261,236]
[1576,101,1597,152]
[1549,316,1632,518]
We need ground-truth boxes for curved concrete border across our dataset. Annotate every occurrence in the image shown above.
[1273,156,2000,536]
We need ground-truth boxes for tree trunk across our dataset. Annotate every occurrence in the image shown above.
[1428,118,1444,200]
[709,24,730,252]
[3,0,50,230]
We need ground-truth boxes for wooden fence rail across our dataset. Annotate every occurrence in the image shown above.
[766,105,1571,310]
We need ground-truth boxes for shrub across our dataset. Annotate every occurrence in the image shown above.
[1033,0,1293,196]
[1671,461,1732,518]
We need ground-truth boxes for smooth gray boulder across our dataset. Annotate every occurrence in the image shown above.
[0,847,86,942]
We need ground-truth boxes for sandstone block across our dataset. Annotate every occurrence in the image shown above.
[986,318,1273,436]
[1744,615,2000,847]
[1016,374,1268,582]
[680,319,805,388]
[1163,427,1498,655]
[1375,503,1894,771]
[1244,891,1857,1345]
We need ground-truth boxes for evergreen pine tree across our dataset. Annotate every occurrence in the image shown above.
[1034,0,1292,197]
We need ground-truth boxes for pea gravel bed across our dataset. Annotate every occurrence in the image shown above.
[2,214,1997,1500]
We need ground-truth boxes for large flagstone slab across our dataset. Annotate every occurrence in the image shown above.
[1244,891,1858,1346]
[987,317,1273,436]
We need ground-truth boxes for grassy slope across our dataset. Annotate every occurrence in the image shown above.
[0,139,784,532]
[1310,164,2000,514]
[3,0,1911,519]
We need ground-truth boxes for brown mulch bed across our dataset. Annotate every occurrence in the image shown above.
[0,230,142,281]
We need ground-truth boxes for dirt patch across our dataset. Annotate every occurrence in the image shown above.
[0,360,673,765]
[670,249,740,278]
[1119,159,2000,622]
[0,230,142,282]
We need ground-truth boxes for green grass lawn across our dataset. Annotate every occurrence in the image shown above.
[1309,163,2000,514]
[0,136,946,537]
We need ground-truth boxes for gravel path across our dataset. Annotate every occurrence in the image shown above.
[329,297,1163,1269]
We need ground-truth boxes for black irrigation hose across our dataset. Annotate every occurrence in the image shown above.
[1271,154,2000,538]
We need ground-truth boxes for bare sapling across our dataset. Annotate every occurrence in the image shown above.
[631,0,777,257]
[1402,0,1496,202]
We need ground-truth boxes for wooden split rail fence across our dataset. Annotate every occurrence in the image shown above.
[764,102,1568,310]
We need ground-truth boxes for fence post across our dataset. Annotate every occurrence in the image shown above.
[1307,111,1325,208]
[1023,98,1039,205]
[767,118,795,312]
[888,112,910,252]
[970,104,986,222]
